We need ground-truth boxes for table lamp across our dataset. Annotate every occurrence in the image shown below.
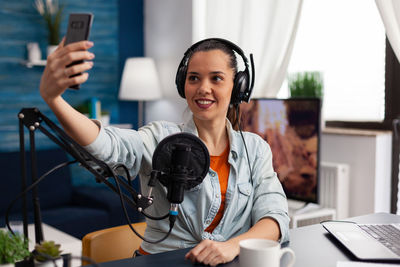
[118,57,162,128]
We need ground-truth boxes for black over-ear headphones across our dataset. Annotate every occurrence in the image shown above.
[175,38,255,105]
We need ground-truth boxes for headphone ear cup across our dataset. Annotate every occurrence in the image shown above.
[176,65,187,98]
[231,71,249,105]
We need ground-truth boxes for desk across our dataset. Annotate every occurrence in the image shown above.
[92,213,400,267]
[289,212,400,267]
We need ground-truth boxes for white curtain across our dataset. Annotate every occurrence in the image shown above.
[376,0,400,62]
[375,0,400,214]
[192,0,303,98]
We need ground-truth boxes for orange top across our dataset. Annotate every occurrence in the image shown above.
[205,144,230,233]
[138,246,150,255]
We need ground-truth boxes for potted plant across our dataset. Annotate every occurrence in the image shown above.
[0,230,30,267]
[33,0,64,57]
[33,241,62,267]
[288,71,325,128]
[288,71,323,98]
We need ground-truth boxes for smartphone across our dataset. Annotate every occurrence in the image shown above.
[64,13,94,89]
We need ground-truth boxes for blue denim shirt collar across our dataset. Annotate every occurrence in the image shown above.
[182,116,239,162]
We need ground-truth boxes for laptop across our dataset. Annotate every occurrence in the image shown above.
[321,221,400,261]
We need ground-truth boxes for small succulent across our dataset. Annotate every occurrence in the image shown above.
[34,240,62,262]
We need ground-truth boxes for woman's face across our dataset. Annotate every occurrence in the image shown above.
[184,49,235,124]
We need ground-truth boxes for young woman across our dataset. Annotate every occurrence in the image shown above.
[39,38,289,266]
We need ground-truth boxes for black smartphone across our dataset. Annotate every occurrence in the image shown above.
[64,13,94,89]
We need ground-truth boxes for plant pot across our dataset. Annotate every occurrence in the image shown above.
[46,45,58,58]
[27,42,42,62]
[34,258,62,267]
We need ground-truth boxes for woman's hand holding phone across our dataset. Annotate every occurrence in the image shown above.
[38,13,99,146]
[39,38,95,104]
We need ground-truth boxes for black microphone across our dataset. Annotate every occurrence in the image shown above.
[151,133,210,218]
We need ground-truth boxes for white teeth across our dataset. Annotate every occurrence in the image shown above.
[197,100,212,105]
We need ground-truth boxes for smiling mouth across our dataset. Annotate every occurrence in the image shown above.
[195,99,214,108]
[197,100,213,105]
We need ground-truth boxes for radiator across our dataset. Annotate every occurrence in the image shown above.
[290,208,336,228]
[319,161,350,219]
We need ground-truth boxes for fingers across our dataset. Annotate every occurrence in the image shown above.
[39,39,94,101]
[46,48,94,84]
[55,37,66,51]
[64,61,94,77]
[42,61,91,95]
[200,250,220,266]
[51,47,95,68]
[66,72,90,88]
[54,71,90,90]
[60,63,92,88]
[63,50,95,67]
[46,41,94,83]
[49,40,94,63]
[185,245,200,263]
[185,240,220,266]
[185,240,238,266]
[66,40,94,55]
[60,40,94,54]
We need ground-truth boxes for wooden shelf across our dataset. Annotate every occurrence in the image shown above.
[322,127,392,137]
[23,60,46,68]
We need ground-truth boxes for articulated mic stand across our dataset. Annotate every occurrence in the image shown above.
[17,108,154,245]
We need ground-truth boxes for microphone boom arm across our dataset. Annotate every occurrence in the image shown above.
[17,108,153,243]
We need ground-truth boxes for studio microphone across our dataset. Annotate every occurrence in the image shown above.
[150,133,210,220]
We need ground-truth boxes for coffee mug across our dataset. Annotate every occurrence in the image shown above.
[239,239,295,267]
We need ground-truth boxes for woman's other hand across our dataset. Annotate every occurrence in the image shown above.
[185,239,239,266]
[40,37,95,103]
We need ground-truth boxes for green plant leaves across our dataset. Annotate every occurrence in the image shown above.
[0,230,30,264]
[288,71,323,98]
[34,0,64,45]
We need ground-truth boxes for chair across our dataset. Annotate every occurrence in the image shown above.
[82,222,147,265]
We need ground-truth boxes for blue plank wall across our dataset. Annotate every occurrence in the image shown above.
[0,0,118,151]
[0,0,144,184]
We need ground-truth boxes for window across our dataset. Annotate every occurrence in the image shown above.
[278,0,386,122]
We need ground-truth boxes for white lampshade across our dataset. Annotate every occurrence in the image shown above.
[118,57,162,101]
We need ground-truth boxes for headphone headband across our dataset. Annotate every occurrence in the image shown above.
[175,38,255,105]
[182,38,249,67]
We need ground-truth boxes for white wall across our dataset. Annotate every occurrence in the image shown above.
[143,1,394,218]
[320,129,392,217]
[144,0,192,123]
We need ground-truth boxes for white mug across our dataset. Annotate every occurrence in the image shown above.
[239,239,295,267]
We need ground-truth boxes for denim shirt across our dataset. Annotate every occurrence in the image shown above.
[85,117,290,254]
